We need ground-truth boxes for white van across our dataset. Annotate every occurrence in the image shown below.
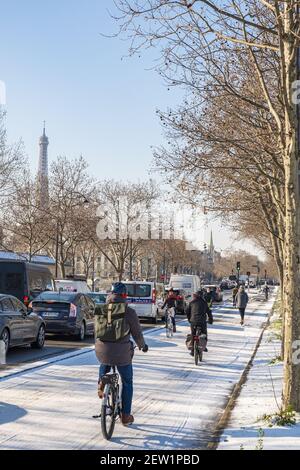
[55,279,91,294]
[122,281,159,323]
[168,274,201,303]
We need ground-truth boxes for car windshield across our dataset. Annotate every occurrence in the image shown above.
[125,284,151,297]
[88,293,106,304]
[33,292,77,302]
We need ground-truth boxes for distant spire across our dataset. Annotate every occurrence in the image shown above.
[209,230,214,255]
[43,120,46,136]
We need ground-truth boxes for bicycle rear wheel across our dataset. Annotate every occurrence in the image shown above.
[101,384,116,440]
[166,319,173,337]
[199,348,203,362]
[194,343,199,366]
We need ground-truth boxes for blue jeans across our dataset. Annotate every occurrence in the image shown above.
[99,364,133,415]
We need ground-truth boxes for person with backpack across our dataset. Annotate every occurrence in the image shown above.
[186,291,213,355]
[95,282,148,426]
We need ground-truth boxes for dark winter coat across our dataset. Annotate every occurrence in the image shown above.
[204,291,214,306]
[162,294,177,310]
[95,295,145,367]
[186,297,213,328]
[235,291,249,309]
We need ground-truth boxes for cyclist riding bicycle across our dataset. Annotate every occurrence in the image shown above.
[162,289,177,333]
[95,282,148,427]
[186,291,213,356]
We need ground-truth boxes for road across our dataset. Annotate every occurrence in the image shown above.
[4,321,163,368]
[0,290,274,450]
[4,291,234,367]
[7,291,231,367]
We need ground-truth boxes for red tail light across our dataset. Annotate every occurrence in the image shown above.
[23,296,29,307]
[152,288,156,304]
[69,303,77,318]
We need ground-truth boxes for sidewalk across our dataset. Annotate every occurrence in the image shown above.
[218,302,300,450]
[0,294,274,450]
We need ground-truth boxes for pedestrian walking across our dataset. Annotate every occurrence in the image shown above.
[235,286,249,326]
[232,285,239,307]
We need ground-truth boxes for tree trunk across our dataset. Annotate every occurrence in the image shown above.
[282,140,300,409]
[282,176,300,410]
[281,8,300,409]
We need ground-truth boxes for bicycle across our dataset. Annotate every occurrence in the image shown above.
[165,307,175,338]
[94,345,148,440]
[93,366,122,441]
[193,326,207,366]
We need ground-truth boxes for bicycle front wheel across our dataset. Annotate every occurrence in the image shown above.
[101,384,116,440]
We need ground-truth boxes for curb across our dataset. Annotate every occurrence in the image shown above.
[0,346,95,382]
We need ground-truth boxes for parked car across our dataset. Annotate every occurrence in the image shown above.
[202,285,223,302]
[0,294,46,353]
[220,280,230,290]
[86,291,107,305]
[0,260,54,307]
[30,291,95,340]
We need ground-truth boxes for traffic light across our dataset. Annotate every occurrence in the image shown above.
[237,261,241,271]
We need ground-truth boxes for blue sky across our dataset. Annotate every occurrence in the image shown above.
[0,0,258,254]
[1,0,178,179]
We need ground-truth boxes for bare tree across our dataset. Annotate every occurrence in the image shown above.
[94,180,160,281]
[0,171,52,259]
[113,0,300,410]
[47,156,97,278]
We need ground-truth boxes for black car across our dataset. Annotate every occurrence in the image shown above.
[0,294,46,353]
[31,291,96,340]
[0,260,54,307]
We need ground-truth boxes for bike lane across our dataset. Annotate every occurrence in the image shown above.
[0,293,275,450]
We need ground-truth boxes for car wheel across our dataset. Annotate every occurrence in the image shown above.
[1,328,10,354]
[31,324,46,349]
[77,322,86,341]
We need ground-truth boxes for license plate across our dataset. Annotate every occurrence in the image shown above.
[41,312,59,318]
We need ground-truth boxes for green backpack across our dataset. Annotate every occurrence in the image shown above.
[94,303,130,342]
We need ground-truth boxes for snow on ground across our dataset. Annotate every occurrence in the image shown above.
[0,293,274,450]
[219,303,300,450]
